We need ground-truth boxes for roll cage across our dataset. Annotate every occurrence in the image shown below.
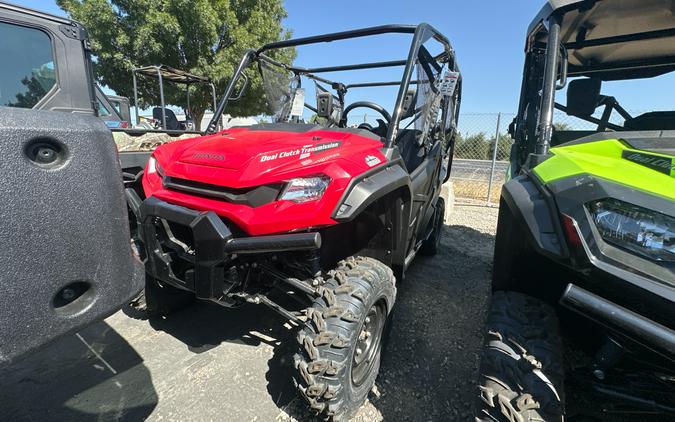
[511,0,675,174]
[132,65,218,130]
[206,24,461,149]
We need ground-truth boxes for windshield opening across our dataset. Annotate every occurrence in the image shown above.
[206,25,460,152]
[552,71,675,138]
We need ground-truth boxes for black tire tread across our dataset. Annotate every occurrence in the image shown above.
[294,256,396,421]
[476,292,565,422]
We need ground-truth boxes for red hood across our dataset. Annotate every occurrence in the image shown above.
[153,126,385,187]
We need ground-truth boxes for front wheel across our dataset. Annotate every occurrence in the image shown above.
[294,256,396,421]
[476,292,565,422]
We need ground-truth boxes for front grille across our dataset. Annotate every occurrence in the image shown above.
[163,176,282,208]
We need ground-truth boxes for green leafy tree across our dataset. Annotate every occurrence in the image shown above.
[8,77,48,108]
[454,131,513,161]
[58,0,293,129]
[553,122,572,131]
[489,133,514,161]
[308,114,327,125]
[456,132,491,160]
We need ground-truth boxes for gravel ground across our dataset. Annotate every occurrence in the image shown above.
[0,204,499,422]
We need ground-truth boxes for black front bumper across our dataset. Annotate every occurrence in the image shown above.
[127,192,321,301]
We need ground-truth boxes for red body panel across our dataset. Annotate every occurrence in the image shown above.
[142,127,387,236]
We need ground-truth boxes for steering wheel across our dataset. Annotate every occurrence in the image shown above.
[342,101,392,126]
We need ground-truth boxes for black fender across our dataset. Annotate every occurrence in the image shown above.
[500,174,569,260]
[332,159,412,223]
[332,159,413,275]
[0,108,144,366]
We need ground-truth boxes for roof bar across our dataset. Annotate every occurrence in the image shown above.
[304,60,407,74]
[568,55,675,76]
[258,24,417,53]
[565,27,675,50]
[346,80,420,89]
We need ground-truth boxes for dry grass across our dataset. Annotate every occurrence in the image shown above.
[452,179,503,204]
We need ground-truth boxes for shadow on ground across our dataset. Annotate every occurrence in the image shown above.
[146,296,310,417]
[0,223,495,422]
[0,321,158,421]
[370,224,495,421]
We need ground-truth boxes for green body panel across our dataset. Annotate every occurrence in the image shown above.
[533,139,675,200]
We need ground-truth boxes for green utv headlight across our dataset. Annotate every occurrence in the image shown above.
[589,199,674,262]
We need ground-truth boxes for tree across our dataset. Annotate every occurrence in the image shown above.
[8,77,48,108]
[308,114,327,125]
[490,133,514,161]
[455,132,491,160]
[553,122,572,131]
[58,0,293,130]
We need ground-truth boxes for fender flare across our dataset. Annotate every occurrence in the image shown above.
[332,160,412,223]
[501,174,569,260]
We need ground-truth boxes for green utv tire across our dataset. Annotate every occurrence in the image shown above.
[476,292,565,422]
[294,256,396,421]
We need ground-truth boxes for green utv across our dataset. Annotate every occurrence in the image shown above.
[476,1,675,421]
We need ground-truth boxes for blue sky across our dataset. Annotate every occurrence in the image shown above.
[19,0,675,115]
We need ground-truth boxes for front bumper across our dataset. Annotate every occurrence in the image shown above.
[560,284,675,361]
[126,191,321,301]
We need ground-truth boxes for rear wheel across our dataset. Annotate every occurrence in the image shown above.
[294,256,396,421]
[420,197,445,256]
[476,292,565,422]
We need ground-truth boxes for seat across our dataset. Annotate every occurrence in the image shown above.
[624,111,675,131]
[396,89,426,171]
[398,129,425,172]
[551,130,598,146]
[152,107,181,130]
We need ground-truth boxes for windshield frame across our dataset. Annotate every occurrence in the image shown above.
[205,24,460,149]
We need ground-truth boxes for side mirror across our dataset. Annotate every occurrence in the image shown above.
[567,79,601,117]
[317,92,334,118]
[400,89,417,120]
[315,84,342,124]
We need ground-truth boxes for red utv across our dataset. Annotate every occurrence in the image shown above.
[127,24,461,420]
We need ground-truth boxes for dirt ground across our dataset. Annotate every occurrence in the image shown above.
[0,204,499,422]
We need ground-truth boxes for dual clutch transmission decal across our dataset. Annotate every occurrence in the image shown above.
[260,141,342,163]
[622,150,674,176]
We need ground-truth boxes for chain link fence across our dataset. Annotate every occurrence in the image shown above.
[451,113,516,205]
[449,110,638,205]
[352,112,515,205]
[354,111,628,206]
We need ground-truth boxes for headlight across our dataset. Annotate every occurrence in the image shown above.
[279,176,330,203]
[147,156,165,177]
[589,199,674,262]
